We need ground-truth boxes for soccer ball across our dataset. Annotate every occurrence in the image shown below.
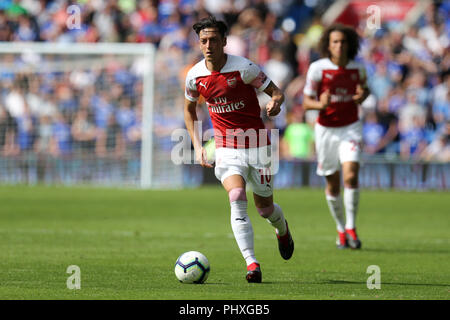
[174,251,210,284]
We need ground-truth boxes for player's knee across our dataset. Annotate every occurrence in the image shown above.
[326,184,340,197]
[344,175,358,188]
[228,188,247,202]
[256,204,274,218]
[325,172,341,195]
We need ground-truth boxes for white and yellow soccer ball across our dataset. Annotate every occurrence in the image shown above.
[174,251,210,284]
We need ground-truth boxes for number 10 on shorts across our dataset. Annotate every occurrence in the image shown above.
[258,168,272,185]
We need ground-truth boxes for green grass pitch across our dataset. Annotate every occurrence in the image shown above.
[0,185,448,300]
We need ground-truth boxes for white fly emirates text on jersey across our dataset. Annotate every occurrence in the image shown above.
[330,87,354,103]
[208,96,245,114]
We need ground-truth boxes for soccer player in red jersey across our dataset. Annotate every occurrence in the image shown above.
[303,24,370,249]
[184,16,294,283]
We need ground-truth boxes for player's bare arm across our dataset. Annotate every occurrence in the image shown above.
[263,81,285,117]
[303,90,331,111]
[184,98,213,168]
[352,84,370,105]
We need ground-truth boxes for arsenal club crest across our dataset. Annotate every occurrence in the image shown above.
[227,77,237,88]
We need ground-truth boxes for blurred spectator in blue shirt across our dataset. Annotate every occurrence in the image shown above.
[363,99,400,155]
[420,121,450,162]
[400,115,428,160]
[50,112,72,157]
[115,96,136,136]
[369,63,392,100]
[15,103,36,152]
[432,89,449,134]
[71,106,97,156]
[363,110,385,155]
[14,14,39,41]
[91,91,114,130]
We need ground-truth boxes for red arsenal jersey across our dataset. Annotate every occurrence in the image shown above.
[185,54,272,148]
[303,58,368,127]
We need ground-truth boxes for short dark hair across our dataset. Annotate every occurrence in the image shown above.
[318,24,360,60]
[192,16,228,38]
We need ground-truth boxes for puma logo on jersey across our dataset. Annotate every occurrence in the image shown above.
[325,73,333,80]
[199,81,207,89]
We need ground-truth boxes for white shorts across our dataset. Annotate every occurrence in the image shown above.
[314,120,362,176]
[214,145,274,197]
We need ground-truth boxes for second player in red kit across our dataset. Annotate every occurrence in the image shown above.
[303,24,370,250]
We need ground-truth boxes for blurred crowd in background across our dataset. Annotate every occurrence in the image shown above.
[0,0,449,164]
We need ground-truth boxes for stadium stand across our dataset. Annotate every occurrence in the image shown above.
[0,0,448,189]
